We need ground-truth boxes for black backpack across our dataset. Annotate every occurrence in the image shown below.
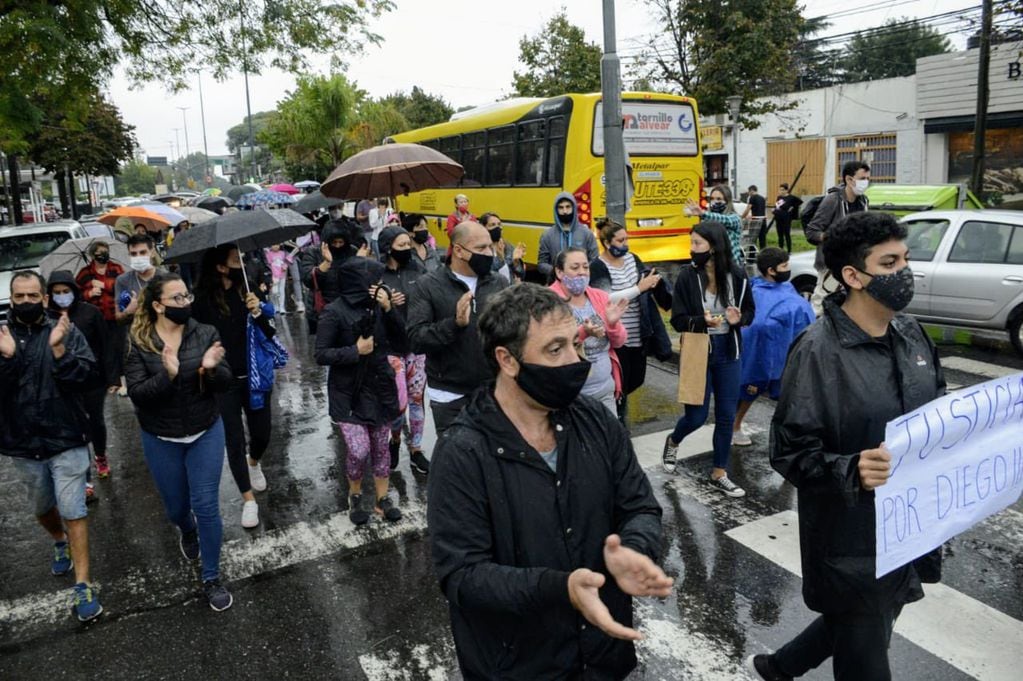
[800,186,843,236]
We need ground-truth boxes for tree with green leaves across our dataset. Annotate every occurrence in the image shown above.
[635,0,803,121]
[842,18,951,83]
[116,160,159,196]
[262,74,362,180]
[793,16,842,91]
[512,10,602,97]
[378,87,454,129]
[226,112,279,155]
[27,93,136,216]
[348,101,409,151]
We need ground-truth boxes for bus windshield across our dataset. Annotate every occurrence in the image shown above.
[592,101,699,157]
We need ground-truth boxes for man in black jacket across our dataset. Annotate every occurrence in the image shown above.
[0,271,103,622]
[428,283,672,681]
[407,221,509,438]
[750,212,945,681]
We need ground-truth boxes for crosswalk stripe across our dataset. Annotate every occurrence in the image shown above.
[941,356,1018,380]
[632,425,715,470]
[726,511,1023,681]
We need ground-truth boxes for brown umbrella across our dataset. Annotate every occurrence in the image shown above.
[320,143,463,199]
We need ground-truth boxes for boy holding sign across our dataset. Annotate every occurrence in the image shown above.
[749,212,946,681]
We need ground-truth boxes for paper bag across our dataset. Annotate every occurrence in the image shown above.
[677,332,709,405]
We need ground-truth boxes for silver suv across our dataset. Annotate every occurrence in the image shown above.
[0,221,89,322]
[787,210,1023,353]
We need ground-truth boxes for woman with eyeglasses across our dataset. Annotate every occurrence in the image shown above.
[125,273,235,611]
[193,244,277,530]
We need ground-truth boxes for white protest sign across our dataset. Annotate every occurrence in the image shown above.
[875,372,1023,578]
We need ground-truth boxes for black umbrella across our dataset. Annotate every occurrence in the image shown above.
[292,189,343,215]
[226,185,259,200]
[164,209,315,265]
[192,195,234,212]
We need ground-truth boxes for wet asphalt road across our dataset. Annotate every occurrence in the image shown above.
[1,315,1021,680]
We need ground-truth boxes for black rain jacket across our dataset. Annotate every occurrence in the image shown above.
[125,319,233,438]
[47,269,113,388]
[406,266,508,395]
[670,263,755,360]
[381,257,426,355]
[0,314,97,460]
[428,387,663,680]
[770,293,945,614]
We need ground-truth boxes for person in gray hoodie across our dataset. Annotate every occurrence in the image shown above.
[537,192,599,278]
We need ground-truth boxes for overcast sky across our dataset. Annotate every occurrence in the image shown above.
[108,0,978,161]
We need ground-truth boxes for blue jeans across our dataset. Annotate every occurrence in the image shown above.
[140,419,225,582]
[11,446,91,520]
[670,334,741,470]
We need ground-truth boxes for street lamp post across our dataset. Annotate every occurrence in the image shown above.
[177,106,191,184]
[726,95,743,198]
[198,75,211,185]
[600,0,627,227]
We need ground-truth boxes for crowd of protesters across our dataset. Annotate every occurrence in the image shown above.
[2,166,948,681]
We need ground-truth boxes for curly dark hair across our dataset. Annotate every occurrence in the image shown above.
[822,211,907,288]
[478,283,573,375]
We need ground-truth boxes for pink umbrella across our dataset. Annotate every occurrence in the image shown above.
[269,183,300,195]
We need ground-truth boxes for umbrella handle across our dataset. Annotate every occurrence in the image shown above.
[239,251,253,295]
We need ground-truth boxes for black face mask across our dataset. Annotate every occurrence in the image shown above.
[227,267,246,287]
[856,266,915,312]
[488,227,502,243]
[329,245,349,261]
[557,212,574,225]
[93,253,110,265]
[773,270,792,283]
[691,251,712,269]
[515,358,591,411]
[391,248,413,267]
[163,305,192,326]
[412,231,430,245]
[465,250,493,278]
[12,301,44,325]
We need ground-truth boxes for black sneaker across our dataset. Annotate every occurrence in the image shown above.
[389,438,401,470]
[202,579,233,612]
[409,450,430,475]
[375,495,402,522]
[349,494,370,526]
[710,474,746,498]
[179,529,200,561]
[744,654,792,681]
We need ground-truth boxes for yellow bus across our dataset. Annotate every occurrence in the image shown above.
[387,92,705,266]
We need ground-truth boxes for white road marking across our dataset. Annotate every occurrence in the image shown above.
[0,505,428,632]
[726,511,1023,681]
[941,356,1018,380]
[632,425,715,470]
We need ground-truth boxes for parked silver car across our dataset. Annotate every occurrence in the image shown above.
[787,210,1023,353]
[0,220,90,322]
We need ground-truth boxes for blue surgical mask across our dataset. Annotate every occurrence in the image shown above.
[53,292,75,309]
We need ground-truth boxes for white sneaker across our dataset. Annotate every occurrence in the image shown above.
[732,428,753,447]
[248,462,268,492]
[241,500,259,528]
[710,474,746,498]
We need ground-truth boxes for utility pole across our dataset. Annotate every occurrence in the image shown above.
[726,96,743,198]
[240,0,256,183]
[177,106,191,183]
[198,75,212,185]
[600,0,627,227]
[970,0,993,198]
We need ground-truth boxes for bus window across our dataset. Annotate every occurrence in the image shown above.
[487,125,515,186]
[545,116,567,186]
[440,135,461,160]
[462,132,485,187]
[515,121,545,186]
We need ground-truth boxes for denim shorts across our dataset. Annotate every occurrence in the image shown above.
[10,446,91,520]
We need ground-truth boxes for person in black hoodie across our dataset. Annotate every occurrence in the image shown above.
[315,258,407,525]
[193,244,277,529]
[749,211,945,681]
[427,283,672,680]
[298,218,370,333]
[407,221,509,439]
[378,225,431,475]
[47,270,112,499]
[125,273,235,612]
[662,220,754,498]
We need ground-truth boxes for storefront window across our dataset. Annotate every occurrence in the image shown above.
[949,129,1023,207]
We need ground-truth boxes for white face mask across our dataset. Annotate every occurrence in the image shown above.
[853,178,870,196]
[130,255,152,272]
[53,292,75,309]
